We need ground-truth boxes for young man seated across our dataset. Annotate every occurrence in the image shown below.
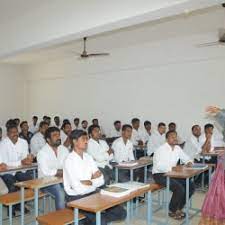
[60,121,72,148]
[63,129,126,225]
[0,121,33,214]
[37,127,69,210]
[152,130,194,220]
[112,124,144,182]
[87,125,114,185]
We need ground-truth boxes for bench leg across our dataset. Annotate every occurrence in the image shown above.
[74,208,79,225]
[0,203,2,225]
[166,176,170,225]
[34,188,39,225]
[126,201,131,225]
[147,191,152,225]
[96,211,101,225]
[20,187,25,225]
[9,205,12,225]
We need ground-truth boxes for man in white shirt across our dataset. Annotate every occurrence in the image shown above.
[73,117,80,130]
[110,120,122,138]
[87,125,113,185]
[143,120,151,144]
[131,118,144,146]
[147,122,166,156]
[92,118,106,138]
[30,121,49,157]
[37,127,68,210]
[60,121,72,148]
[152,131,194,220]
[81,120,88,132]
[168,122,185,147]
[112,124,143,182]
[29,116,39,134]
[64,130,126,225]
[0,122,33,213]
[54,116,61,129]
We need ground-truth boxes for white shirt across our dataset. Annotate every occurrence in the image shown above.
[37,143,69,178]
[29,123,39,134]
[60,131,68,145]
[147,130,165,156]
[143,130,151,144]
[112,137,134,163]
[87,138,113,168]
[30,132,46,156]
[0,137,28,167]
[110,128,121,138]
[63,151,104,196]
[152,143,192,174]
[183,135,202,161]
[131,128,145,145]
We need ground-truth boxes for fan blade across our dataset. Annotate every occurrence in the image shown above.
[87,53,110,57]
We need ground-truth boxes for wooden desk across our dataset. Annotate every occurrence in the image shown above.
[165,165,212,225]
[68,183,162,225]
[114,158,153,183]
[0,163,38,177]
[16,176,63,225]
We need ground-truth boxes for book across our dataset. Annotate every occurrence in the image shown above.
[112,182,150,191]
[100,186,131,198]
[185,163,208,170]
[118,161,138,167]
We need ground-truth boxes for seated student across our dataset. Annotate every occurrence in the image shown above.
[147,122,166,156]
[30,121,49,157]
[64,129,126,225]
[110,120,122,138]
[0,121,33,214]
[87,125,114,185]
[143,120,152,144]
[81,120,88,132]
[60,121,72,148]
[168,122,185,147]
[73,117,80,130]
[14,118,20,129]
[37,127,69,210]
[131,118,145,146]
[92,118,106,138]
[43,116,51,126]
[29,116,39,134]
[112,124,144,182]
[54,116,61,129]
[152,130,194,220]
[19,121,33,147]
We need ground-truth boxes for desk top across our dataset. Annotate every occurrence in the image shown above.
[114,158,153,170]
[0,163,38,175]
[15,176,63,189]
[165,165,210,179]
[201,148,224,157]
[68,183,162,213]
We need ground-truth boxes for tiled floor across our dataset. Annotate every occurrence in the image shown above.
[2,190,205,225]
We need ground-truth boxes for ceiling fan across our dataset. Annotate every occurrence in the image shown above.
[77,37,110,59]
[196,28,225,48]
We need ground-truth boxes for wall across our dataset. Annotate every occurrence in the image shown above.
[0,64,26,134]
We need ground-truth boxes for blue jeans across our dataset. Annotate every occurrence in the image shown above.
[42,184,65,210]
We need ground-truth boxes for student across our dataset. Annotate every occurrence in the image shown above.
[168,122,185,146]
[30,121,49,157]
[152,130,194,220]
[92,119,106,137]
[37,127,68,210]
[30,116,39,134]
[110,120,122,138]
[0,122,33,214]
[14,118,20,128]
[54,116,61,129]
[131,118,144,146]
[87,125,113,185]
[60,121,72,148]
[112,124,143,182]
[183,125,203,161]
[147,122,166,156]
[73,118,80,130]
[143,120,152,144]
[63,129,126,225]
[43,116,51,126]
[81,120,88,132]
[19,121,33,146]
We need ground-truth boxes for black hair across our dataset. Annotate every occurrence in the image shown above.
[122,124,132,131]
[74,118,80,122]
[88,125,100,135]
[54,116,60,120]
[114,120,121,126]
[82,120,88,124]
[158,122,166,128]
[204,123,214,130]
[45,127,60,141]
[39,121,49,128]
[63,119,70,124]
[192,124,200,131]
[6,119,17,129]
[6,122,18,133]
[20,121,28,128]
[131,118,140,124]
[33,116,38,120]
[61,121,71,130]
[70,129,87,141]
[168,122,176,127]
[144,120,151,127]
[166,130,177,139]
[92,118,98,123]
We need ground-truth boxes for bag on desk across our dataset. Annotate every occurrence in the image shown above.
[0,177,8,195]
